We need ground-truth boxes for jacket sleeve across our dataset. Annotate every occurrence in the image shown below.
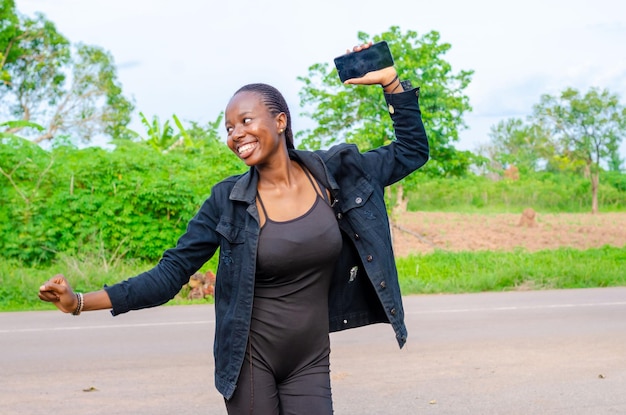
[104,188,223,315]
[361,86,429,186]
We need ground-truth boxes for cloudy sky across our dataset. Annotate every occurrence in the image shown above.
[15,0,626,158]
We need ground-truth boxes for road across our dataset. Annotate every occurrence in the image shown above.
[1,287,625,415]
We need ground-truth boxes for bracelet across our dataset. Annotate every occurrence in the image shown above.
[381,74,398,89]
[72,292,84,316]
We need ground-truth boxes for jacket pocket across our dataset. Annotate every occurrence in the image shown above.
[341,177,374,212]
[215,219,246,267]
[216,220,246,244]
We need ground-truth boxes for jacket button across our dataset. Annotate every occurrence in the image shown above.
[388,104,395,114]
[366,255,373,262]
[354,233,360,240]
[379,280,386,289]
[337,213,343,220]
[390,307,397,316]
[355,197,362,204]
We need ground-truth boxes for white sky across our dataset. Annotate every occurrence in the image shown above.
[15,0,626,159]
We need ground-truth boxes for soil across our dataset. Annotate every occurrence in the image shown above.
[391,211,626,257]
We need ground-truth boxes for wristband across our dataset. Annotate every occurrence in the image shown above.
[72,292,84,316]
[381,75,398,89]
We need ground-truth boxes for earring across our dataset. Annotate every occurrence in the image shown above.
[279,129,284,134]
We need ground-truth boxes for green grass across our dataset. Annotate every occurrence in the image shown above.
[397,245,626,294]
[404,173,626,213]
[0,254,213,312]
[2,245,625,312]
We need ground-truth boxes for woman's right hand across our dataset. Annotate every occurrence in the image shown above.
[39,274,79,314]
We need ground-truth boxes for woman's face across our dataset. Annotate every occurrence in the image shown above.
[225,91,285,167]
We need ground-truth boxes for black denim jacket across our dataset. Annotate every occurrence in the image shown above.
[105,87,429,399]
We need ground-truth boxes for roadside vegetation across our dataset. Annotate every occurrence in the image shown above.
[1,2,625,311]
[4,241,625,312]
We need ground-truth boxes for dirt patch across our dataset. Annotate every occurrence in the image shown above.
[392,211,626,257]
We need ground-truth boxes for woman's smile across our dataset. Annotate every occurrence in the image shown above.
[237,141,258,158]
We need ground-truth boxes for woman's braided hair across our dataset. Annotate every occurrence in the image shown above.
[234,83,294,149]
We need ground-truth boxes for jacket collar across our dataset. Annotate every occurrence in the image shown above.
[290,149,340,195]
[229,168,258,204]
[228,149,340,204]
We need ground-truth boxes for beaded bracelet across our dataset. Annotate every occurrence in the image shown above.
[72,292,84,316]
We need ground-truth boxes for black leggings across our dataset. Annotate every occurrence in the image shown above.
[224,347,333,415]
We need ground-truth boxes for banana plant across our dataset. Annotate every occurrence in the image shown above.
[127,112,195,153]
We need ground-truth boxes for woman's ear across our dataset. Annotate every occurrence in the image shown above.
[276,112,287,133]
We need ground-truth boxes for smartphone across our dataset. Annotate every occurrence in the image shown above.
[334,41,394,83]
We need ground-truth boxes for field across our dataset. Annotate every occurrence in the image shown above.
[392,211,626,257]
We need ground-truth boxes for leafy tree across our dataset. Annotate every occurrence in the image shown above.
[0,7,134,143]
[533,87,626,213]
[484,117,552,175]
[296,26,475,178]
[0,0,19,85]
[605,139,624,173]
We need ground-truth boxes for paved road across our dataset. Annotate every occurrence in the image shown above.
[1,287,625,415]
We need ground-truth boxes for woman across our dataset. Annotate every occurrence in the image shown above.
[39,42,429,414]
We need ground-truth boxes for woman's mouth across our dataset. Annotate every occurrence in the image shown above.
[237,142,257,157]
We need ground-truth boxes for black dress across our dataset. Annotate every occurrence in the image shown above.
[225,167,343,415]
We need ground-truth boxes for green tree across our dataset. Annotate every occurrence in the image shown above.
[0,7,134,143]
[296,26,475,178]
[484,117,552,175]
[533,87,626,213]
[605,139,624,173]
[0,0,19,85]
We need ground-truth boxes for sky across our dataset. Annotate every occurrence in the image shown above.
[15,0,626,158]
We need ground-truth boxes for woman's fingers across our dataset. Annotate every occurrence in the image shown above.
[351,41,372,53]
[344,66,397,86]
[38,274,76,312]
[38,289,60,302]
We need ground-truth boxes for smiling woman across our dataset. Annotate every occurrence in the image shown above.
[38,42,429,414]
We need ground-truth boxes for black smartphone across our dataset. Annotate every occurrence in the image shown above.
[334,41,394,83]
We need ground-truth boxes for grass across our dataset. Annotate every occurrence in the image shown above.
[2,245,625,312]
[0,254,213,312]
[397,245,626,294]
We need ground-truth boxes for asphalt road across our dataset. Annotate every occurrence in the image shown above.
[1,287,625,415]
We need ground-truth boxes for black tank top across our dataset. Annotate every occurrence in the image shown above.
[251,166,342,380]
[255,167,341,284]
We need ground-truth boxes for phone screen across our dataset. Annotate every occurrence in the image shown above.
[334,41,394,82]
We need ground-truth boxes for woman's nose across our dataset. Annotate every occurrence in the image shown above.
[231,124,245,140]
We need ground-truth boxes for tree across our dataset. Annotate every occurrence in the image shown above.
[0,0,19,85]
[533,87,626,213]
[0,7,134,143]
[296,26,475,178]
[485,117,552,175]
[605,139,624,173]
